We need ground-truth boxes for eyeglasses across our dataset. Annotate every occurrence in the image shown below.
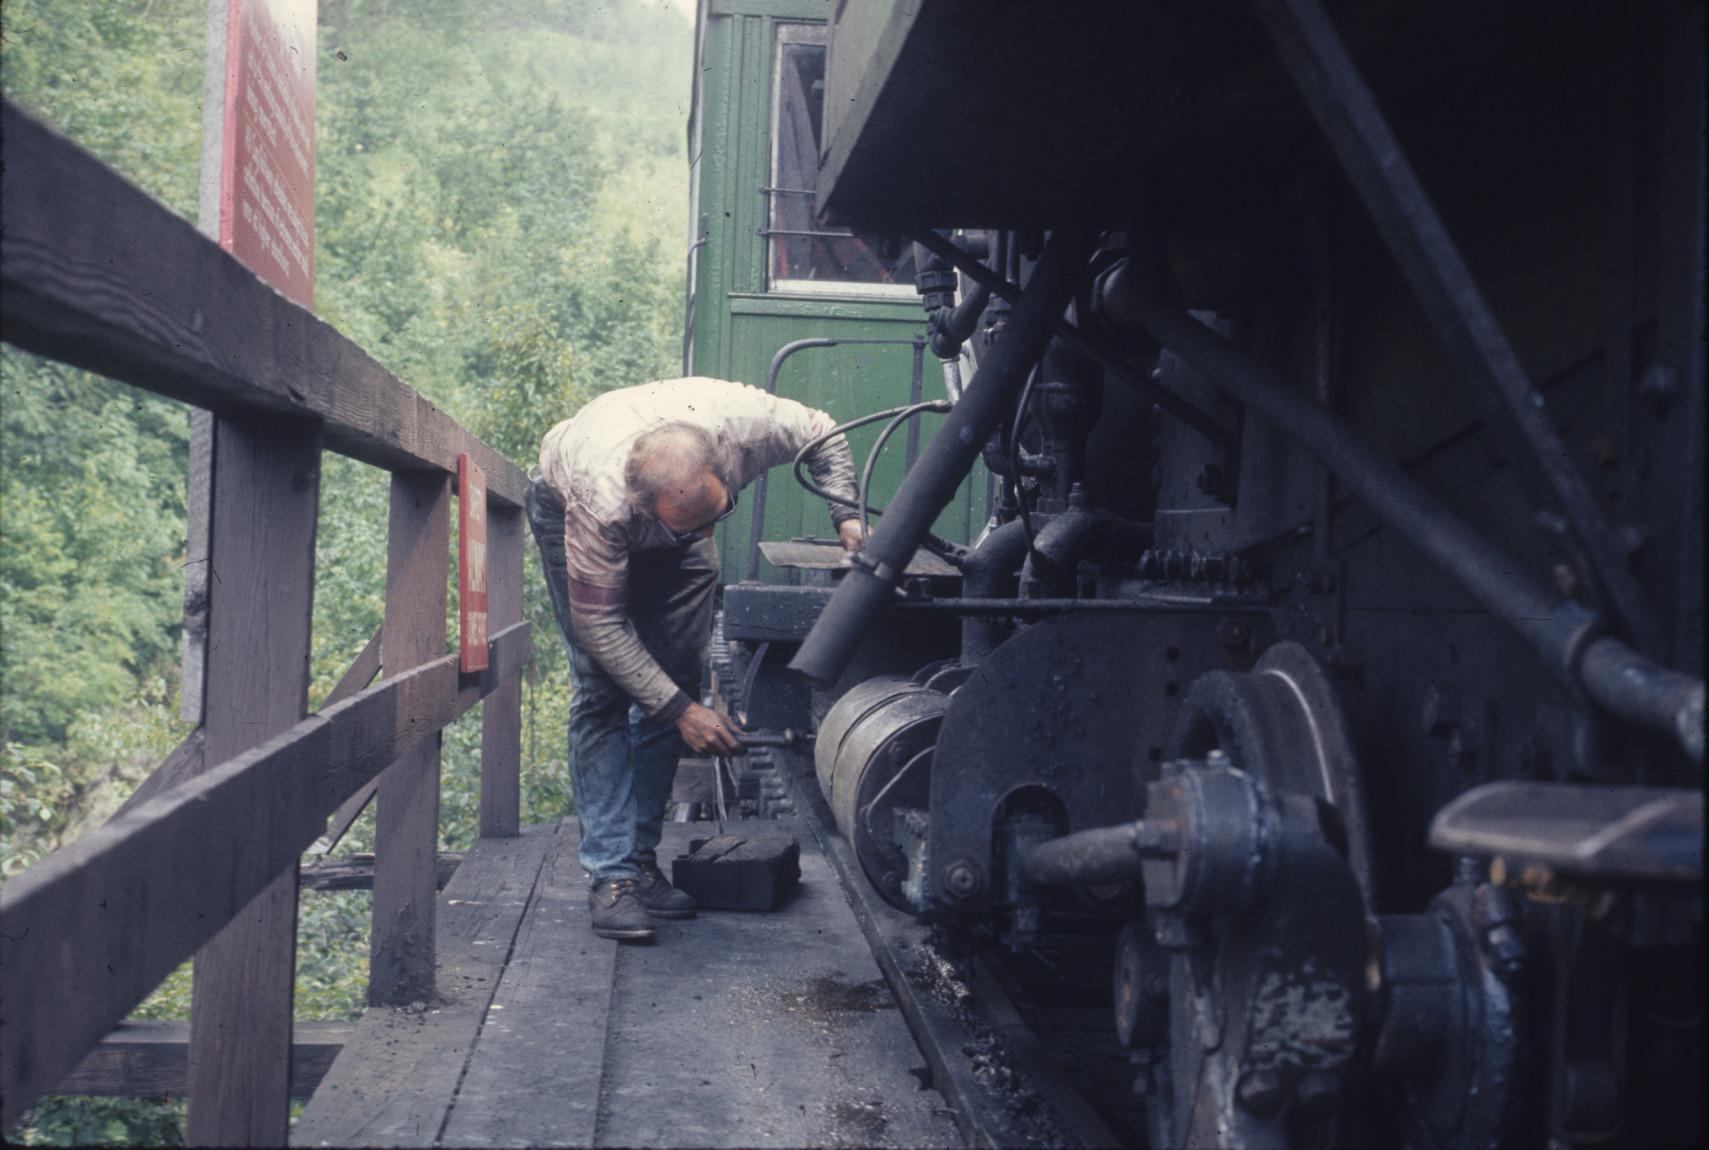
[668,488,738,544]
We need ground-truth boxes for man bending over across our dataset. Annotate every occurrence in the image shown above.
[526,378,860,941]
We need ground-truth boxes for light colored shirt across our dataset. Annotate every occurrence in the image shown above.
[539,377,857,718]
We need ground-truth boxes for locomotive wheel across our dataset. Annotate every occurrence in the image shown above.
[1140,641,1373,1149]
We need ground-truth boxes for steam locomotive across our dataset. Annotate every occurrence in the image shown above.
[688,2,1704,1145]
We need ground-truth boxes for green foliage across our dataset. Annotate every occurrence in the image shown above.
[3,0,688,1141]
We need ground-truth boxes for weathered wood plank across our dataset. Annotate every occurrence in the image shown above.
[113,625,384,831]
[436,821,612,1149]
[300,853,463,894]
[306,626,389,856]
[594,821,959,1150]
[0,100,527,507]
[370,473,451,1007]
[479,505,524,839]
[183,416,320,1146]
[0,622,530,1129]
[106,728,206,824]
[179,408,215,724]
[290,825,558,1148]
[316,626,387,712]
[58,1021,351,1101]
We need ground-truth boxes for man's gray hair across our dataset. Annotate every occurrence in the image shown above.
[625,422,724,515]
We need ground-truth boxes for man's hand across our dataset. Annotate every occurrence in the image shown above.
[675,701,743,755]
[837,518,865,552]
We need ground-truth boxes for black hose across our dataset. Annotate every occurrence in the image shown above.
[790,226,1101,686]
[792,401,960,559]
[859,405,925,543]
[793,400,950,517]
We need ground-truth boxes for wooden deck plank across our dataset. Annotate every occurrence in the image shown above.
[593,821,959,1149]
[289,826,556,1148]
[58,1021,351,1101]
[437,821,615,1148]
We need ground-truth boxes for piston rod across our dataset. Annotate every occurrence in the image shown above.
[1020,820,1178,887]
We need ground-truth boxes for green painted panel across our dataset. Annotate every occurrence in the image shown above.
[688,6,990,585]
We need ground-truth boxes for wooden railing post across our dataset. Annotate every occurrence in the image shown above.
[480,503,525,838]
[184,416,320,1146]
[369,471,451,1005]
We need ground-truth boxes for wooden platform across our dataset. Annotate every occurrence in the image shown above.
[291,819,959,1148]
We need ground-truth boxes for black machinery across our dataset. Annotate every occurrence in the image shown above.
[714,3,1704,1145]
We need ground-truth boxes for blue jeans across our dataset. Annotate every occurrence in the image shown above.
[526,480,717,881]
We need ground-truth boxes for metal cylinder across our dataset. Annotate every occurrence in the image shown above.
[815,676,948,905]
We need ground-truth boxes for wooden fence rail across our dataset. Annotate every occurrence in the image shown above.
[0,624,531,1128]
[0,100,527,506]
[0,95,537,1142]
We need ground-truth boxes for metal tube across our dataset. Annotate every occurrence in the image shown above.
[1579,638,1705,764]
[789,228,1100,686]
[900,595,1228,615]
[1096,262,1704,762]
[906,340,925,468]
[958,518,1031,663]
[1020,822,1154,886]
[911,229,1234,453]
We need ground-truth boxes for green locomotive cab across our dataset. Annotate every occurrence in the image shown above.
[685,0,988,583]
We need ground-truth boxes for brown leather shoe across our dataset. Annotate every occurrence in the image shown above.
[632,860,697,919]
[589,877,655,941]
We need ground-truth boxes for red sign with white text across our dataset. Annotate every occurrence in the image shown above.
[459,454,491,673]
[218,0,315,307]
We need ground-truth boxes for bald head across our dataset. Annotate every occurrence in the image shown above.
[626,423,728,534]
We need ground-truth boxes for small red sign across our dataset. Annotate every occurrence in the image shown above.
[218,0,316,307]
[458,454,490,673]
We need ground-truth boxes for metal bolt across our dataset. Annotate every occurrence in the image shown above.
[1235,1068,1287,1117]
[1216,617,1250,651]
[943,859,982,901]
[1484,923,1526,979]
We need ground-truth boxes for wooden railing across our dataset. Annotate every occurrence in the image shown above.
[0,99,534,1143]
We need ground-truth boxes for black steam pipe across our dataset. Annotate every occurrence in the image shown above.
[958,519,1031,664]
[790,227,1101,685]
[911,229,1234,454]
[1017,506,1149,596]
[1094,260,1705,763]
